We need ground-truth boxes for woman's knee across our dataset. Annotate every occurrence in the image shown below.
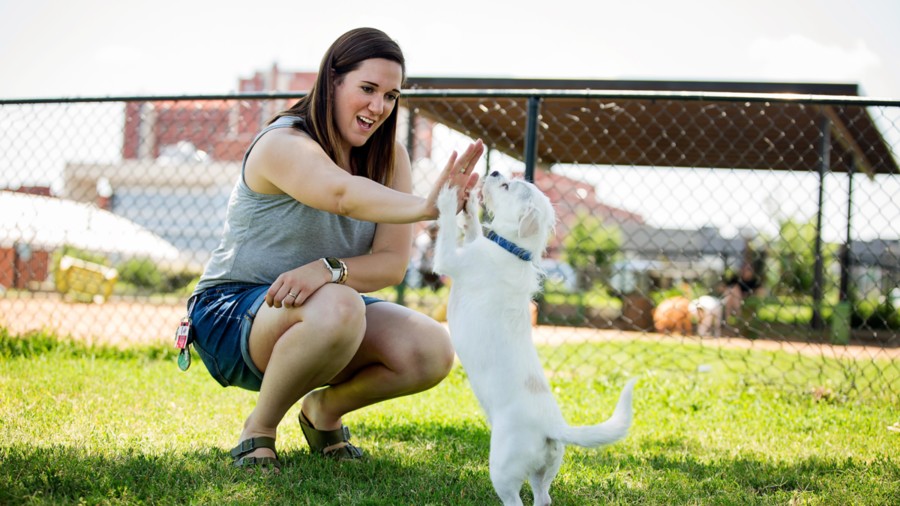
[309,287,366,344]
[409,324,455,385]
[247,288,367,375]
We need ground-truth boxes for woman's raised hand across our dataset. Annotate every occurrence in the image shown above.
[426,139,484,217]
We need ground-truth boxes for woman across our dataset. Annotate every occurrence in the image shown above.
[187,27,484,469]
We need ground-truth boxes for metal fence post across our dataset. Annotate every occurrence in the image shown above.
[812,115,831,330]
[840,153,855,302]
[524,96,541,182]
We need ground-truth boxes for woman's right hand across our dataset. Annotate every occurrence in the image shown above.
[425,139,484,218]
[265,261,331,308]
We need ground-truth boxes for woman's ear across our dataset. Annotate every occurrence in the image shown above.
[330,68,342,86]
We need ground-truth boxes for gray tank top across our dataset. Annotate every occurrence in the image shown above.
[194,116,376,292]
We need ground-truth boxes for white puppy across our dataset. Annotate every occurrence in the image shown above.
[688,295,723,337]
[433,172,637,506]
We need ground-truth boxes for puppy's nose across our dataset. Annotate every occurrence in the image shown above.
[489,171,500,177]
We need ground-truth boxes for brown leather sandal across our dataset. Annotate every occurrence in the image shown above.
[230,436,282,471]
[298,411,363,460]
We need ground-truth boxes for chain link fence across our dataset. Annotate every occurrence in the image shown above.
[1,90,898,400]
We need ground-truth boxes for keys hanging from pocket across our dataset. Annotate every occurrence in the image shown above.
[175,317,191,349]
[177,347,191,371]
[175,316,192,371]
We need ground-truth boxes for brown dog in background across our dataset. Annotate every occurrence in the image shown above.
[653,296,692,335]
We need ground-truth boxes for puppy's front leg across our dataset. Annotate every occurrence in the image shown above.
[462,187,482,243]
[433,185,461,276]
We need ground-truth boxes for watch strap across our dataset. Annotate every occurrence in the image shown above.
[323,258,342,283]
[337,259,348,284]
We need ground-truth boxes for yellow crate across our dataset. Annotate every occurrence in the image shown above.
[55,255,118,303]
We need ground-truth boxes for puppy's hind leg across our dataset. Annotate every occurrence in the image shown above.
[529,445,563,506]
[489,430,527,506]
[490,468,525,506]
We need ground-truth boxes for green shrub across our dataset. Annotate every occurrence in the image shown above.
[541,283,622,309]
[117,257,163,289]
[170,273,200,296]
[852,299,900,330]
[115,258,200,295]
[757,301,812,325]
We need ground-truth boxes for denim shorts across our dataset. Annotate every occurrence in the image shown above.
[189,282,382,392]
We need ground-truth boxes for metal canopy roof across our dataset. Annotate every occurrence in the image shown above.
[405,77,898,177]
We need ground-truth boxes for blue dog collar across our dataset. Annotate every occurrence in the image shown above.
[486,230,532,262]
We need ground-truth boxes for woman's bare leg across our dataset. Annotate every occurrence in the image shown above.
[300,301,455,441]
[236,284,367,461]
[233,289,453,460]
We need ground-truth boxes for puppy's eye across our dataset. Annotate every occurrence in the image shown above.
[500,183,509,190]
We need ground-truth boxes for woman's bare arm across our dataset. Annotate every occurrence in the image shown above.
[245,128,483,223]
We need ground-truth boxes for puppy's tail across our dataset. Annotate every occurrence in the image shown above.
[557,377,637,448]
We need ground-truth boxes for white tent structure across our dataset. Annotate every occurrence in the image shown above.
[1,191,181,262]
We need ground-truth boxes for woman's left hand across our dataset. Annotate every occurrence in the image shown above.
[426,139,484,217]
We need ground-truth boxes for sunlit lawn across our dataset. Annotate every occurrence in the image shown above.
[1,330,897,505]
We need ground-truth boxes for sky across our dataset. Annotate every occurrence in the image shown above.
[1,0,898,241]
[2,0,899,98]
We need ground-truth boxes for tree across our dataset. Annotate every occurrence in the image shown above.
[774,218,816,295]
[562,212,622,289]
[772,218,838,299]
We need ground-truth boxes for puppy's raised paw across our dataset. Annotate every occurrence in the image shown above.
[437,184,458,217]
[465,187,481,219]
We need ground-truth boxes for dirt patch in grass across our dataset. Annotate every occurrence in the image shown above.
[0,294,183,347]
[1,294,897,360]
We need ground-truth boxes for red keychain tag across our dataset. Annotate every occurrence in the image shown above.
[175,317,191,349]
[175,298,196,372]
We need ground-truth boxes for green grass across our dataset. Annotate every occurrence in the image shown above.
[1,330,898,505]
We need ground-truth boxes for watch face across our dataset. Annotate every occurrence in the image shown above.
[325,257,342,270]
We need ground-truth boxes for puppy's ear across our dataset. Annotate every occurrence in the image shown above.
[518,204,541,238]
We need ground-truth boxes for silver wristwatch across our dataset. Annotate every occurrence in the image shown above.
[323,257,343,283]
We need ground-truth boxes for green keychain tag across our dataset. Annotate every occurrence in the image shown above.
[176,298,196,372]
[178,347,192,371]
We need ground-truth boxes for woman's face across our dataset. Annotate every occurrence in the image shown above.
[333,58,403,151]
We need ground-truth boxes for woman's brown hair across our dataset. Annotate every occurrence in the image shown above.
[270,27,406,186]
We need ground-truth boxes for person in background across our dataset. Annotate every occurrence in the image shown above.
[724,262,762,320]
[186,27,484,470]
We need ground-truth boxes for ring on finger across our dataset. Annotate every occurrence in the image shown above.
[287,292,297,298]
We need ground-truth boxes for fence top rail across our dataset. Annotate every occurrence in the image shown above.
[2,89,899,107]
